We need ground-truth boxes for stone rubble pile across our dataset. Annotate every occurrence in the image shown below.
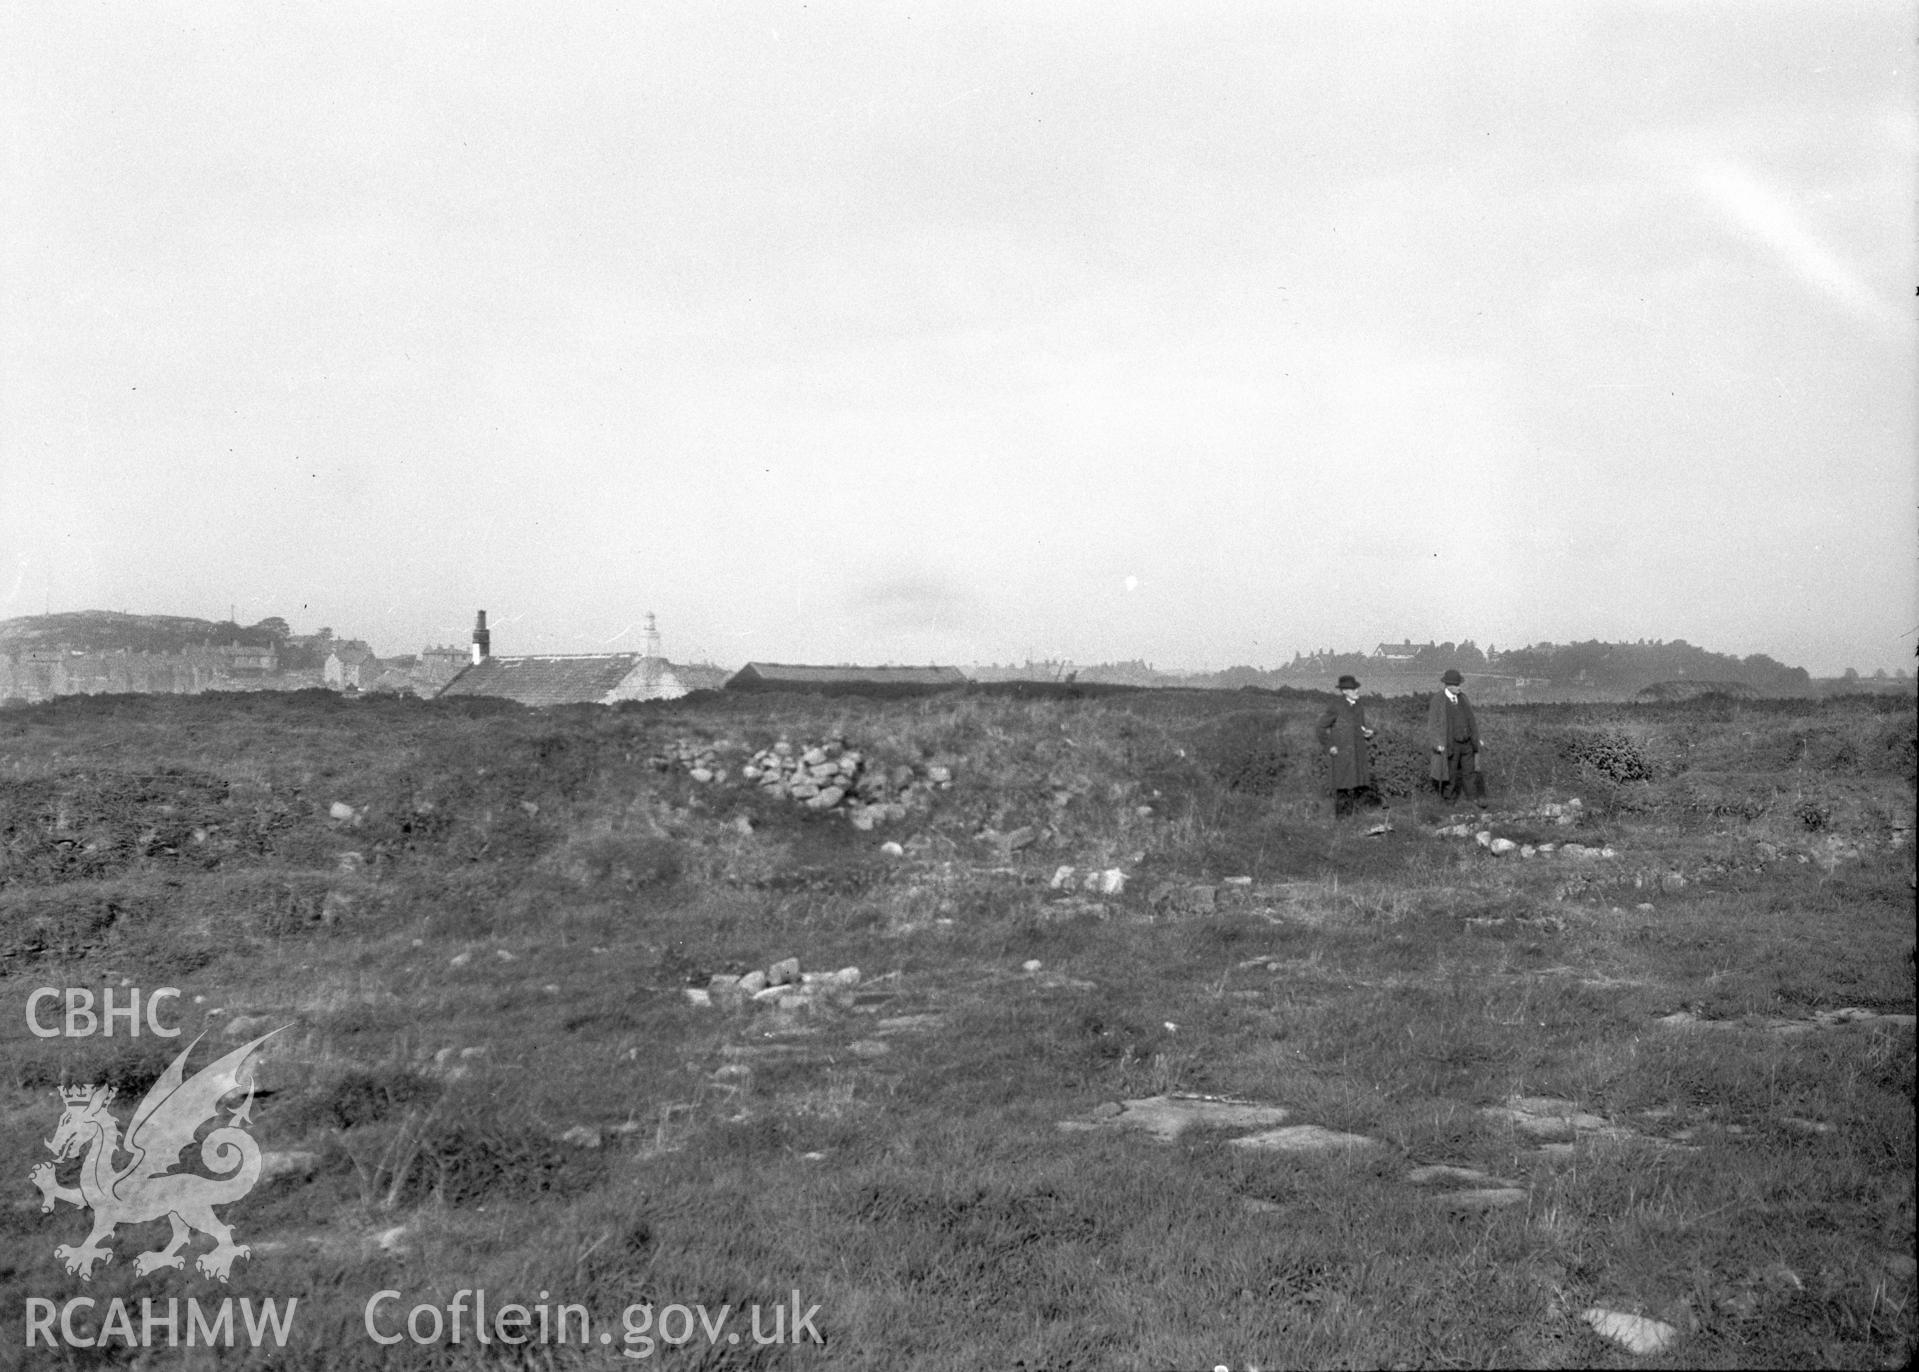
[1050,865,1128,896]
[684,955,862,1013]
[1432,807,1617,862]
[649,736,954,830]
[652,739,733,783]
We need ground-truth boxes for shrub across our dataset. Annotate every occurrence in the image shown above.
[1555,728,1654,784]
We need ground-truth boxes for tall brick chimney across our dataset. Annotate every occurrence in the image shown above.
[471,610,491,665]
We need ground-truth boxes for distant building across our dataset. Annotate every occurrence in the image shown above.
[725,662,968,692]
[1371,641,1436,662]
[417,645,470,682]
[437,653,690,706]
[324,644,380,691]
[432,610,693,706]
[218,642,277,676]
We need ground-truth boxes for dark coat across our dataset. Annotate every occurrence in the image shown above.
[1427,690,1480,782]
[1316,696,1373,790]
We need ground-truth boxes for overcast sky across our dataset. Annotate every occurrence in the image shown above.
[3,2,1912,673]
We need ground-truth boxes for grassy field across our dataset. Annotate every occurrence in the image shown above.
[1,686,1912,1369]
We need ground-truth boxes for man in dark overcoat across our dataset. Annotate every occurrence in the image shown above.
[1317,674,1377,816]
[1427,668,1483,803]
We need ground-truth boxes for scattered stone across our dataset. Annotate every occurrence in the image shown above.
[1436,1187,1528,1210]
[1240,1197,1286,1215]
[1806,1006,1916,1031]
[1022,959,1044,972]
[373,1225,409,1254]
[1058,1095,1294,1143]
[875,1013,947,1034]
[328,801,357,822]
[259,1150,320,1183]
[751,986,787,1004]
[1658,1006,1917,1034]
[1781,1117,1835,1136]
[1475,831,1493,848]
[223,1014,275,1041]
[1481,1097,1631,1141]
[683,987,712,1007]
[559,1125,603,1149]
[738,970,769,995]
[1228,1125,1381,1154]
[1223,876,1253,886]
[1406,1164,1515,1188]
[1049,866,1077,890]
[1489,837,1518,856]
[880,841,905,857]
[1581,1309,1678,1357]
[1365,821,1393,836]
[847,1040,891,1058]
[767,957,801,987]
[449,951,471,968]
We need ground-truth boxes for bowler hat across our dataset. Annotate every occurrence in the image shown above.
[1441,669,1464,685]
[1336,675,1360,690]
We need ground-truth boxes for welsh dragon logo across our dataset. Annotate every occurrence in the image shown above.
[29,1028,280,1282]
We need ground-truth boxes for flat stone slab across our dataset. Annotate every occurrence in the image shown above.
[1658,1007,1916,1034]
[1530,966,1648,989]
[1434,1187,1528,1210]
[1406,1163,1518,1189]
[719,1042,819,1061]
[1582,1309,1678,1357]
[874,1013,947,1034]
[1058,1095,1293,1142]
[1227,1124,1380,1153]
[1481,1096,1633,1141]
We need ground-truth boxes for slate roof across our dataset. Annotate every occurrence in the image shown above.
[727,662,968,688]
[673,663,732,692]
[437,653,647,706]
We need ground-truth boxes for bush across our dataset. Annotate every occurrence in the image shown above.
[1555,728,1655,784]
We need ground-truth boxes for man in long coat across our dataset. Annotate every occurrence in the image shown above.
[1317,674,1377,816]
[1427,668,1483,803]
